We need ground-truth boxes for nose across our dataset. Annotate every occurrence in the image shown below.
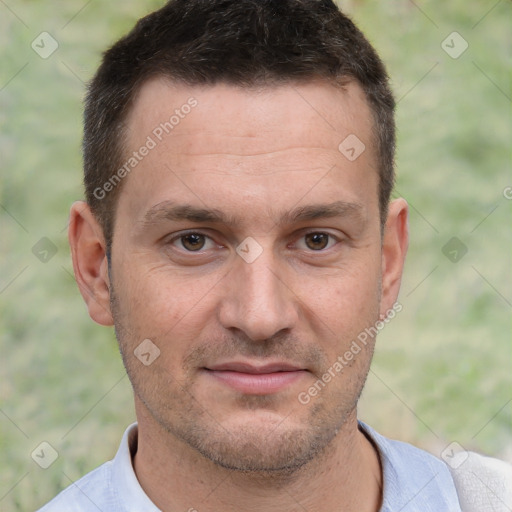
[218,246,299,342]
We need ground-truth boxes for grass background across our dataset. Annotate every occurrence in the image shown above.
[1,0,510,510]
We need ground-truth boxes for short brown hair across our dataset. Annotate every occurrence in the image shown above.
[83,0,395,248]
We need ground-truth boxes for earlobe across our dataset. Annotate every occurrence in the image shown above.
[380,198,409,317]
[68,201,114,326]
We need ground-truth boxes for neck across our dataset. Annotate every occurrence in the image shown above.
[133,406,382,512]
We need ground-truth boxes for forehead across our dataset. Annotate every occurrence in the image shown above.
[116,78,379,230]
[126,78,375,154]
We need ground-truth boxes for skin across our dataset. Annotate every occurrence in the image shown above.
[69,78,408,512]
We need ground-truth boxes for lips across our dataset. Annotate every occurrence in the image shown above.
[204,361,308,394]
[207,362,304,374]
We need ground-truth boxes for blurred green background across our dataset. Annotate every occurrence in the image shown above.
[1,1,510,510]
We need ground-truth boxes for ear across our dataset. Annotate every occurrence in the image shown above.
[380,198,409,317]
[68,201,114,326]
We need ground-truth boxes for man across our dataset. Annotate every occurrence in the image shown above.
[38,1,511,511]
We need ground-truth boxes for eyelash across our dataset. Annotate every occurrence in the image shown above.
[166,230,341,253]
[169,231,218,252]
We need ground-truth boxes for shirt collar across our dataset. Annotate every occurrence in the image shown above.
[114,422,394,510]
[111,423,161,511]
[358,421,461,512]
[113,421,459,512]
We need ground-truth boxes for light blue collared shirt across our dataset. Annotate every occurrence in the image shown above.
[37,422,462,511]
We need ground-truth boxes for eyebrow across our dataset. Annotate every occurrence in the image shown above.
[140,200,365,228]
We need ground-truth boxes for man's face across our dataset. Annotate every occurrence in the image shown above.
[104,79,398,471]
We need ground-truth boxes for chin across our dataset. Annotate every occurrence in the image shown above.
[164,403,347,475]
[192,424,328,473]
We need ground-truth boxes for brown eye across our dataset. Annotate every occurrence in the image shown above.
[180,233,206,251]
[304,232,330,251]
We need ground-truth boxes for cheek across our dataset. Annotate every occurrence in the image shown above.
[298,258,381,330]
[113,260,222,344]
